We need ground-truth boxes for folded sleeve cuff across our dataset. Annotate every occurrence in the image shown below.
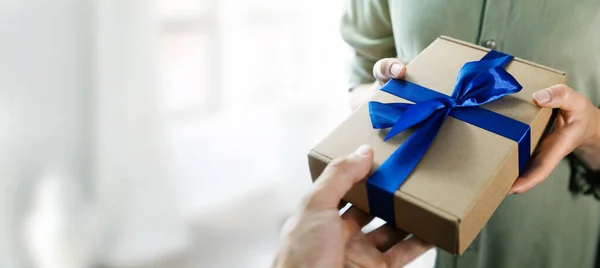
[340,0,396,90]
[568,153,600,200]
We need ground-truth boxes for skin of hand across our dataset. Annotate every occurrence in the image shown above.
[349,59,406,111]
[510,84,600,194]
[272,145,432,268]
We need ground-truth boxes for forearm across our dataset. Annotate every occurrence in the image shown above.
[574,108,600,171]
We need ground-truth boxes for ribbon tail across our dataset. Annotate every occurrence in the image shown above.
[384,99,444,141]
[452,50,521,104]
[369,101,412,129]
[367,108,449,223]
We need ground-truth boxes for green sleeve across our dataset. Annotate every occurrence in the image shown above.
[340,0,396,89]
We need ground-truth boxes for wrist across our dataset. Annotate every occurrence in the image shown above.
[581,108,600,147]
[593,107,600,144]
[575,108,600,171]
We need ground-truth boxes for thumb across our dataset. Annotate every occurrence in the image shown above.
[532,84,586,113]
[306,145,374,210]
[373,58,406,84]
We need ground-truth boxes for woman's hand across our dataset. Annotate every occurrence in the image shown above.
[273,145,432,268]
[510,84,600,194]
[349,59,406,111]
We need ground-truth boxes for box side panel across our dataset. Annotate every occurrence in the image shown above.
[530,108,553,152]
[394,192,460,254]
[458,142,519,253]
[308,150,329,182]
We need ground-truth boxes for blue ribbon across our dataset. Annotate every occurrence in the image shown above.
[366,50,531,223]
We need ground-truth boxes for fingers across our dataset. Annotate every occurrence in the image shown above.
[512,84,590,194]
[373,58,406,84]
[532,84,587,114]
[305,145,374,210]
[383,236,433,268]
[342,206,375,236]
[342,206,374,240]
[510,129,574,194]
[365,223,409,251]
[344,235,388,268]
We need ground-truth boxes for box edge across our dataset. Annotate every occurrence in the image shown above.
[439,35,566,76]
[308,149,331,181]
[395,191,461,254]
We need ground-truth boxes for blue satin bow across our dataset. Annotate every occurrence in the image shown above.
[366,50,531,223]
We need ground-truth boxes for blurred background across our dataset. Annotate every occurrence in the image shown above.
[0,0,434,267]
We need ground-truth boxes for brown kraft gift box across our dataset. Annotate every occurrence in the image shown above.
[307,36,566,254]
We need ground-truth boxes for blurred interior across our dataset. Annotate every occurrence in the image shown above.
[0,0,435,267]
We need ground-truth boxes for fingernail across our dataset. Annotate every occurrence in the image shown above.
[355,145,372,156]
[533,89,551,104]
[390,63,404,77]
[507,191,515,195]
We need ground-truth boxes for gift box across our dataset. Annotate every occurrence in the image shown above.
[307,36,565,254]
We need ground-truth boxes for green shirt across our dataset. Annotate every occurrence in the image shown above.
[341,1,600,267]
[341,0,600,106]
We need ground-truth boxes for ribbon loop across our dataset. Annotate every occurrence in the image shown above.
[365,50,531,224]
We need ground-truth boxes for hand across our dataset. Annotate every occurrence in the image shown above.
[273,145,432,268]
[510,84,600,194]
[349,59,406,111]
